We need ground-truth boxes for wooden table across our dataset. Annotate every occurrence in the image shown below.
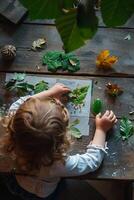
[0,14,134,187]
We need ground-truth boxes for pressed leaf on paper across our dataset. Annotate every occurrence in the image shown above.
[96,50,118,69]
[34,81,49,94]
[106,82,123,97]
[120,117,134,140]
[69,119,82,139]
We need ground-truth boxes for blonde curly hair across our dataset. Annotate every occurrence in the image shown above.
[0,97,70,173]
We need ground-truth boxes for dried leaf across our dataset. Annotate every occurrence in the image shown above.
[96,50,118,69]
[106,82,123,97]
[69,59,77,66]
[124,34,131,40]
[32,38,46,51]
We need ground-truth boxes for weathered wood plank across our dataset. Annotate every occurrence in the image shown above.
[0,0,27,24]
[0,23,134,76]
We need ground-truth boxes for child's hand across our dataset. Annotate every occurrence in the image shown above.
[49,83,71,99]
[95,110,117,133]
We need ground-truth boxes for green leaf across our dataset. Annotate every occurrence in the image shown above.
[42,51,63,72]
[5,80,16,90]
[92,98,102,115]
[69,119,82,139]
[69,85,89,106]
[56,9,85,52]
[120,117,134,140]
[56,6,98,52]
[70,126,82,139]
[34,81,49,94]
[19,0,76,19]
[70,119,80,127]
[42,51,80,72]
[13,73,26,82]
[77,0,98,40]
[101,0,134,27]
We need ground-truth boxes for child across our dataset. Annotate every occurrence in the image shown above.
[0,83,117,200]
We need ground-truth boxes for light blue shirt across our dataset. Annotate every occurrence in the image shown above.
[9,96,108,198]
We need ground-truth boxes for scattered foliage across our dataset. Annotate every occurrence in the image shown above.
[42,51,80,72]
[96,50,118,69]
[106,82,123,97]
[120,117,134,140]
[69,119,82,138]
[5,73,49,96]
[32,38,46,51]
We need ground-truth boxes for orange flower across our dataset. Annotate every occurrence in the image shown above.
[96,50,118,69]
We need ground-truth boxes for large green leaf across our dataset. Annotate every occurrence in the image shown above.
[56,9,85,52]
[101,0,134,27]
[77,0,98,40]
[19,0,76,19]
[56,5,98,52]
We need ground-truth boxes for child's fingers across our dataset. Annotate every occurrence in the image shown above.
[108,110,114,119]
[96,113,101,118]
[104,110,110,116]
[111,115,117,123]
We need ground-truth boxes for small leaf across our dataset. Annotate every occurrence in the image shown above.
[120,117,134,140]
[69,85,89,106]
[34,81,49,94]
[32,38,46,51]
[69,59,77,66]
[92,98,102,115]
[124,34,131,40]
[70,126,82,139]
[106,82,123,97]
[13,73,26,82]
[70,119,80,127]
[69,119,82,139]
[96,50,118,69]
[42,51,80,72]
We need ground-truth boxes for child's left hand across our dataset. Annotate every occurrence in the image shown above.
[49,83,71,100]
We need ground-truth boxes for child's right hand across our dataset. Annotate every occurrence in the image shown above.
[49,83,71,100]
[95,110,117,133]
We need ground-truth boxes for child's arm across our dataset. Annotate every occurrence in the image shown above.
[92,110,117,147]
[32,83,70,101]
[9,83,70,113]
[50,110,117,177]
